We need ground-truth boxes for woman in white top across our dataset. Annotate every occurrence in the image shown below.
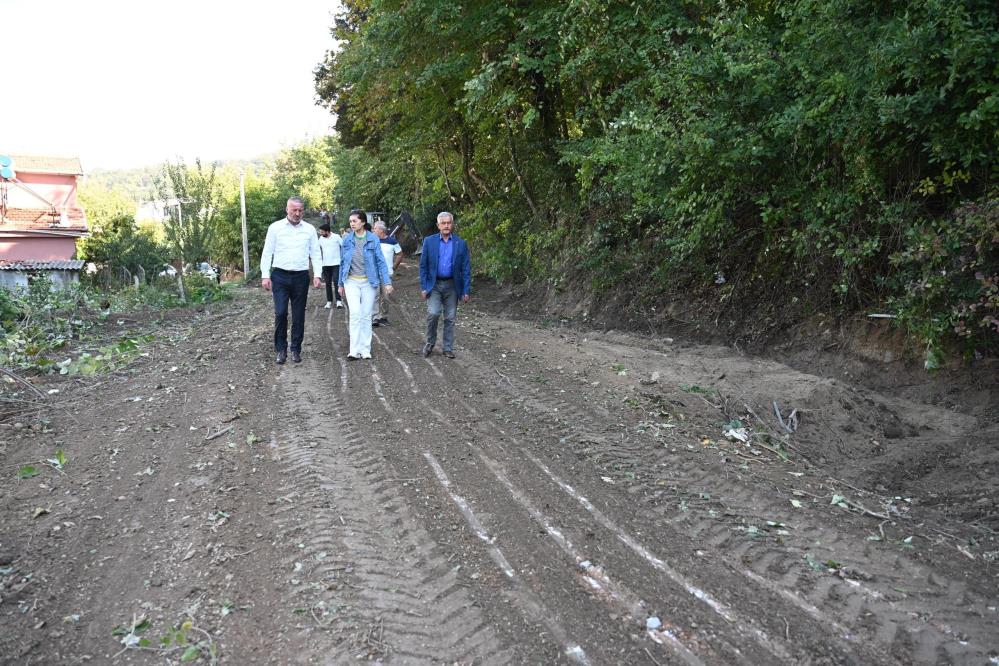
[338,209,393,359]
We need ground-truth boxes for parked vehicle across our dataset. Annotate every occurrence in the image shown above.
[194,262,219,282]
[158,262,219,282]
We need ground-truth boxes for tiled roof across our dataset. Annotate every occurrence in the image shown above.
[0,260,85,271]
[0,207,88,231]
[4,155,84,176]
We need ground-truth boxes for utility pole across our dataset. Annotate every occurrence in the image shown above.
[239,170,250,276]
[175,200,187,303]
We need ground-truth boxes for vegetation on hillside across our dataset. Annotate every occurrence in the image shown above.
[314,0,999,359]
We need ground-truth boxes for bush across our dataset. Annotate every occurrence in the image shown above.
[77,214,170,282]
[889,199,999,361]
[183,272,231,304]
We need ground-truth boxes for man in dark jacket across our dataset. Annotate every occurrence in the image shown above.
[419,212,471,358]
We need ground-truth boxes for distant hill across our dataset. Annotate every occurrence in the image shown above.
[85,154,279,202]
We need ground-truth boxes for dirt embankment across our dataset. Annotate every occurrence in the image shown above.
[1,263,997,664]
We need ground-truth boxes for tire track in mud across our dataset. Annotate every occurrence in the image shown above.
[444,327,995,665]
[362,308,794,664]
[261,312,511,664]
[326,293,995,664]
[400,374,838,664]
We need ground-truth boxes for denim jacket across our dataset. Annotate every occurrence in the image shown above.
[339,231,392,288]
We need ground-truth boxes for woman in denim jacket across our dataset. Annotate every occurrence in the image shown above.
[338,209,393,359]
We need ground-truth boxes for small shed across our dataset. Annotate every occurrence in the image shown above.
[0,259,86,290]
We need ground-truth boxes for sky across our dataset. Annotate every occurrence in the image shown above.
[1,0,340,171]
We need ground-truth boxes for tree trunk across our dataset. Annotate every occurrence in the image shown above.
[434,146,459,203]
[506,115,541,221]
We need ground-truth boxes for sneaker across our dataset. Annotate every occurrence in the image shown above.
[422,344,433,357]
[276,350,287,365]
[443,350,455,359]
[324,301,333,309]
[347,354,359,361]
[291,351,302,363]
[379,318,389,326]
[372,319,380,328]
[336,301,344,308]
[361,353,372,360]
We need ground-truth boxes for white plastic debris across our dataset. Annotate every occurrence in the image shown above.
[723,427,750,443]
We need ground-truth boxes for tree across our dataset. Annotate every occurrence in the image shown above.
[154,159,224,300]
[77,213,169,283]
[312,0,999,355]
[273,137,337,211]
[214,173,289,272]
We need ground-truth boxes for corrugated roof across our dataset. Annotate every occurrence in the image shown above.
[4,154,84,176]
[0,260,85,271]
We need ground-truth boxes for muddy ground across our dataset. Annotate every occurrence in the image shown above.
[1,262,997,665]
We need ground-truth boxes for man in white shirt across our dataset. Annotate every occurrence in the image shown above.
[260,197,322,364]
[372,220,403,326]
[317,223,344,309]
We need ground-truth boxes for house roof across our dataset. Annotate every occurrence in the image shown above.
[5,154,84,176]
[0,259,85,271]
[0,207,88,232]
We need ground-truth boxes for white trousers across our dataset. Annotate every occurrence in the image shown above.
[344,279,376,356]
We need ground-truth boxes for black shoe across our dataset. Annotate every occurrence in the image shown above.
[422,344,433,357]
[276,350,287,364]
[372,319,380,327]
[347,354,359,361]
[291,351,302,363]
[379,318,389,326]
[443,350,455,359]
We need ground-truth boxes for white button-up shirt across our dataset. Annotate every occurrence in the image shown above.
[260,218,322,278]
[318,233,342,266]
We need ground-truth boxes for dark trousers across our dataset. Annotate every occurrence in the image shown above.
[272,268,310,353]
[426,278,458,352]
[322,265,341,303]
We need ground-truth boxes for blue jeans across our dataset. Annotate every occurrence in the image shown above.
[426,279,457,352]
[271,268,310,353]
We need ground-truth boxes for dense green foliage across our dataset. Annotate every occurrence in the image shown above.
[315,0,999,356]
[77,213,169,282]
[214,172,289,271]
[273,138,337,212]
[154,159,224,269]
[77,183,170,281]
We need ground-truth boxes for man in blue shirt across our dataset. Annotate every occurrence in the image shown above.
[419,212,471,358]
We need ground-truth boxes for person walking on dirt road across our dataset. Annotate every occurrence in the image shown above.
[419,211,471,359]
[260,197,322,365]
[338,209,393,360]
[318,223,344,309]
[372,220,403,327]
